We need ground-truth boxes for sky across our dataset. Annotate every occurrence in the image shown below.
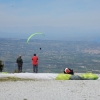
[0,0,100,40]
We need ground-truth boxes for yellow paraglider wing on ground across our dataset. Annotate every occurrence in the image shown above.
[80,73,98,80]
[55,73,71,80]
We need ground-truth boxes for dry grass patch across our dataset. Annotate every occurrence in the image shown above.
[0,77,36,82]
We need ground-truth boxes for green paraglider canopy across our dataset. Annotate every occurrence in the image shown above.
[80,73,98,80]
[55,73,71,80]
[27,32,45,43]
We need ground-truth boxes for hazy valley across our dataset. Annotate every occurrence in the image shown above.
[0,38,100,73]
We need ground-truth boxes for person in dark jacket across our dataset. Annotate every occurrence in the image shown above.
[16,55,23,73]
[32,54,38,73]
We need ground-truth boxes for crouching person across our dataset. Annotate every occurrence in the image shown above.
[0,60,4,72]
[64,68,74,75]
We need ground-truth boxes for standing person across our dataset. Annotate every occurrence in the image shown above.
[16,55,23,73]
[32,54,38,73]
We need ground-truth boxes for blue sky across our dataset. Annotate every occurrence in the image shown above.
[0,0,100,40]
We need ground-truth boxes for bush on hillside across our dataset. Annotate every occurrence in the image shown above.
[0,60,4,72]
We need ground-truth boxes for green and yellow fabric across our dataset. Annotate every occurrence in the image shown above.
[55,73,71,80]
[80,73,98,80]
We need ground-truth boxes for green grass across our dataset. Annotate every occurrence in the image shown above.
[0,77,36,82]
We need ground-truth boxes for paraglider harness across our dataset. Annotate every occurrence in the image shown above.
[64,68,74,75]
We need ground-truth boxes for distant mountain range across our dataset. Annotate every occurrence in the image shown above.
[0,37,100,42]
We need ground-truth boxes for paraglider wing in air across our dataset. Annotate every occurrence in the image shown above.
[27,32,45,43]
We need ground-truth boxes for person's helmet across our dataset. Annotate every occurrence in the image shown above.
[64,68,70,74]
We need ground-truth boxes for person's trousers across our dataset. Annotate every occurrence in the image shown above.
[18,64,22,73]
[33,65,38,73]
